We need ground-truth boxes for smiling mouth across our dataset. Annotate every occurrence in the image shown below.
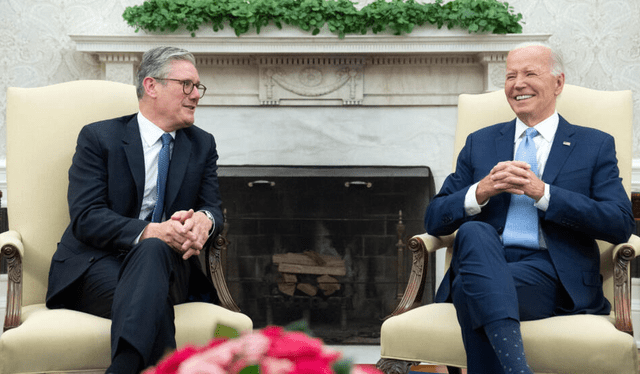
[516,95,533,101]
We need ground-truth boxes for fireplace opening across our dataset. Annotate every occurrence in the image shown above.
[216,165,435,344]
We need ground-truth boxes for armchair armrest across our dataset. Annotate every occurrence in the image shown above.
[206,213,241,312]
[0,230,24,331]
[385,232,456,319]
[611,234,639,335]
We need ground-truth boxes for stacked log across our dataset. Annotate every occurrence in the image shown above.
[272,251,345,297]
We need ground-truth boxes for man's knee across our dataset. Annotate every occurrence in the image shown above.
[122,238,178,274]
[453,221,502,260]
[133,238,173,258]
[456,221,498,245]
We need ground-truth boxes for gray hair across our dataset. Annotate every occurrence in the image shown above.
[136,46,196,99]
[510,42,564,77]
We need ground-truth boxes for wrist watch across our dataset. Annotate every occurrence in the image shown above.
[198,210,215,234]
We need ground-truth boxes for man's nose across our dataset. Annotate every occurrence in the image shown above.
[513,75,527,88]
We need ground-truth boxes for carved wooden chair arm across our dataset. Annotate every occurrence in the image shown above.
[611,234,639,335]
[0,230,24,331]
[385,232,456,319]
[207,224,241,313]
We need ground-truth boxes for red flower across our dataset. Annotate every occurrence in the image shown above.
[144,325,384,374]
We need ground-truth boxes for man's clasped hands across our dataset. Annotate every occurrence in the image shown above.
[141,209,213,260]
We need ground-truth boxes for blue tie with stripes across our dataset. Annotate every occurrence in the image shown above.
[502,128,540,249]
[151,133,172,223]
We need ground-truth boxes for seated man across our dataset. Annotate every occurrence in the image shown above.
[45,46,223,374]
[424,42,634,374]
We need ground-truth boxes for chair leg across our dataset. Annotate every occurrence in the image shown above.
[446,366,462,374]
[376,358,419,374]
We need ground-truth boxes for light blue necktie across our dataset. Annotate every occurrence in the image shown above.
[502,128,540,249]
[151,133,172,223]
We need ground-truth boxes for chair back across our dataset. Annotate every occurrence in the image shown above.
[453,84,633,305]
[6,81,139,306]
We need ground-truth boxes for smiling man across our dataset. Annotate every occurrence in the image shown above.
[424,43,634,374]
[45,47,223,374]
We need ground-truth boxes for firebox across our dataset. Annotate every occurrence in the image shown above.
[216,165,435,344]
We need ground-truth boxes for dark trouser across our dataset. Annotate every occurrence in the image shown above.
[449,221,561,374]
[70,238,193,368]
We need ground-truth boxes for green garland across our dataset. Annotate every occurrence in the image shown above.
[122,0,523,38]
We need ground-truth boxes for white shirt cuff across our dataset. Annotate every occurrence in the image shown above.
[534,183,551,211]
[464,182,487,216]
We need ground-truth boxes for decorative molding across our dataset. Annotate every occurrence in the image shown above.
[478,52,508,92]
[70,31,551,55]
[258,57,364,106]
[70,32,550,106]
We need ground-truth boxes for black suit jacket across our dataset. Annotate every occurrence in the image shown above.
[46,113,223,307]
[425,116,635,315]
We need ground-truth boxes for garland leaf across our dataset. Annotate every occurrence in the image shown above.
[122,0,523,38]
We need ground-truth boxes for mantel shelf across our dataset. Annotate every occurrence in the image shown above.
[70,31,550,55]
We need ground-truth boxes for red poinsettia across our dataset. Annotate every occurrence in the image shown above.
[144,325,383,374]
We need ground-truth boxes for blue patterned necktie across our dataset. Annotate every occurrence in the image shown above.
[151,133,172,223]
[502,128,540,249]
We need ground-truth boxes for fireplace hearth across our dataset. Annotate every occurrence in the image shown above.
[216,165,435,344]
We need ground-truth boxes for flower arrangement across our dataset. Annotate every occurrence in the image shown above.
[144,324,384,374]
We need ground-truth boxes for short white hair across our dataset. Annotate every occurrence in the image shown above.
[510,42,564,77]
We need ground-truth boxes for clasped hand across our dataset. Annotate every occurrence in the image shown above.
[140,209,212,260]
[476,161,545,205]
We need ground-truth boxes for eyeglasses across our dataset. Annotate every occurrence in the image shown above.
[153,78,207,98]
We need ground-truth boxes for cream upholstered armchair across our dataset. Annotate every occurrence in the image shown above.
[377,85,639,374]
[0,80,253,373]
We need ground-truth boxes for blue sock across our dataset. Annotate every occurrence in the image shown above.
[484,318,533,374]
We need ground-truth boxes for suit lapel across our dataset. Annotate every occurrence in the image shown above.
[496,120,516,163]
[165,129,191,213]
[495,120,517,212]
[123,116,145,210]
[542,115,576,184]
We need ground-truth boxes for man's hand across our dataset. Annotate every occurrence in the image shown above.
[171,209,213,259]
[476,161,545,204]
[140,209,213,260]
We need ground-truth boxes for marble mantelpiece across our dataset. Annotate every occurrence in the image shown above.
[71,29,550,102]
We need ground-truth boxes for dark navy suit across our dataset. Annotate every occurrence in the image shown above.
[425,115,634,372]
[45,113,224,366]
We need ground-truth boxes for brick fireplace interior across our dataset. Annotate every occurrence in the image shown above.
[216,165,435,344]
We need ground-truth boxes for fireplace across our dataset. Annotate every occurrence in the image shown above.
[216,165,434,343]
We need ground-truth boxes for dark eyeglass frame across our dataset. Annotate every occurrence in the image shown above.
[153,77,207,98]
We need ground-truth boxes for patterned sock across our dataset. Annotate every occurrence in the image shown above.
[484,318,533,374]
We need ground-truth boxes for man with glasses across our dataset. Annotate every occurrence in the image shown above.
[45,46,221,373]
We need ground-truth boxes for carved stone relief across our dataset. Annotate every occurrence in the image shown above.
[258,57,364,106]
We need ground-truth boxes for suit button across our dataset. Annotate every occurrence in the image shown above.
[89,257,95,263]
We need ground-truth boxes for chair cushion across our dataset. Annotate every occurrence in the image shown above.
[0,303,253,373]
[380,303,638,374]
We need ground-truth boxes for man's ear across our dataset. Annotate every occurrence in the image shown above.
[555,73,565,97]
[142,76,158,98]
